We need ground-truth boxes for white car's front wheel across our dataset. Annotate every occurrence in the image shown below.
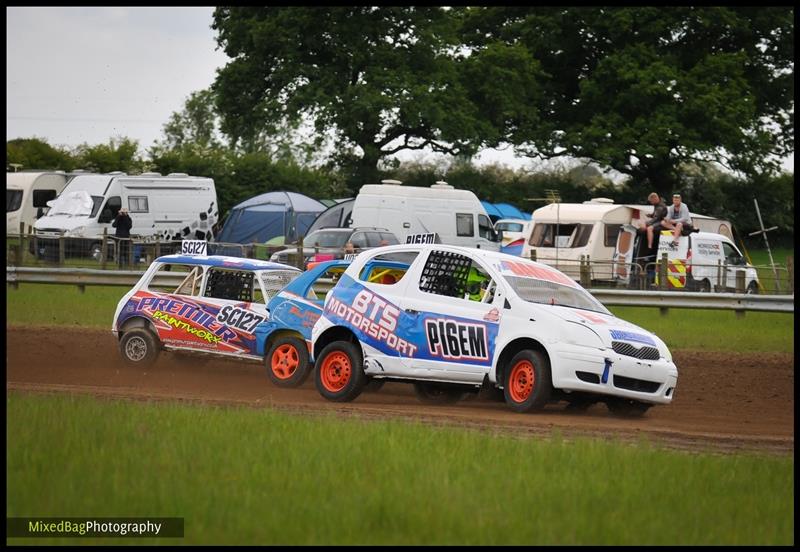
[503,350,552,413]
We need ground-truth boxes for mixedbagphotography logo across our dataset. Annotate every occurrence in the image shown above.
[7,517,184,538]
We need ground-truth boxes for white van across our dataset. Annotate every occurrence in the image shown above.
[614,228,760,293]
[522,198,732,282]
[33,172,218,258]
[350,180,501,251]
[7,171,70,234]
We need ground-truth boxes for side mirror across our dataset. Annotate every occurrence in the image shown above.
[495,229,504,242]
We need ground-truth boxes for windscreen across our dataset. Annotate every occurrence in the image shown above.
[496,222,524,232]
[505,276,611,315]
[305,230,350,248]
[46,190,95,216]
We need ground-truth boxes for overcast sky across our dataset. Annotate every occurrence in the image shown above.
[6,6,794,174]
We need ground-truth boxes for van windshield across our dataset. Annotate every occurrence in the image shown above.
[47,190,95,217]
[505,276,611,315]
[7,190,22,213]
[496,221,524,232]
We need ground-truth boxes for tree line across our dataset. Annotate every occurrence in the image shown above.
[6,135,794,246]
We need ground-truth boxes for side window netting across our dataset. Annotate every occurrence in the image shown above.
[205,269,254,302]
[419,250,472,299]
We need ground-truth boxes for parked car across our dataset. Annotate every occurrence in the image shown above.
[311,244,678,416]
[112,254,302,371]
[495,218,532,256]
[269,227,399,267]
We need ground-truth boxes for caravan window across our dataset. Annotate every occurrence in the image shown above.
[7,190,22,213]
[604,224,621,247]
[32,189,57,208]
[456,213,474,237]
[530,223,593,248]
[128,196,149,213]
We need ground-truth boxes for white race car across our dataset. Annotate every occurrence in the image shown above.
[311,244,678,416]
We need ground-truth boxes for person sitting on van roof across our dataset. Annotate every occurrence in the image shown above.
[643,192,668,249]
[661,194,693,246]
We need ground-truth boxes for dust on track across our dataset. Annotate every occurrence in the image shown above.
[6,325,794,454]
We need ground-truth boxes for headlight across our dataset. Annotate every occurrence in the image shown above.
[563,322,605,349]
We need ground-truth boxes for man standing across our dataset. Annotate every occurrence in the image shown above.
[643,192,668,249]
[112,207,133,267]
[662,194,692,246]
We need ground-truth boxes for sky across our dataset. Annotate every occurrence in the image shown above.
[6,6,794,175]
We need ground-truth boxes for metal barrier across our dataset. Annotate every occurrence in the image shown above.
[6,231,288,270]
[6,266,793,314]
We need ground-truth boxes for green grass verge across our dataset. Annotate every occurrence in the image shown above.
[7,283,794,354]
[6,394,794,545]
[608,306,793,354]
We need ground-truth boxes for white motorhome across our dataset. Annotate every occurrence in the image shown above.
[522,198,733,282]
[33,172,218,258]
[7,171,70,234]
[350,180,502,251]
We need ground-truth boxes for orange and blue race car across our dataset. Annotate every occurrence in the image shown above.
[111,254,349,388]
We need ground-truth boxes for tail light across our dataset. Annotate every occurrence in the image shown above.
[686,248,692,274]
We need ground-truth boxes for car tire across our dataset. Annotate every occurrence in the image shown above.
[364,378,385,392]
[697,279,711,293]
[606,398,652,417]
[89,241,103,261]
[315,341,366,402]
[503,349,552,413]
[746,281,760,295]
[119,328,160,367]
[266,336,311,388]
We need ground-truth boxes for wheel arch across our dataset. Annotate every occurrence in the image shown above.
[263,329,307,358]
[313,326,362,361]
[494,337,551,387]
[118,316,158,339]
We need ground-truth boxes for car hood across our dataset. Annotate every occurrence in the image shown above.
[548,305,666,351]
[33,214,94,232]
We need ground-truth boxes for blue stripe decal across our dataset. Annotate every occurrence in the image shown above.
[609,329,656,346]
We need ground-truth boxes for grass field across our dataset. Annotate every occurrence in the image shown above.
[6,393,794,545]
[6,283,794,354]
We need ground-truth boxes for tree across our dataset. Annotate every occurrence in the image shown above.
[211,7,542,190]
[158,89,222,150]
[462,7,794,198]
[73,137,145,174]
[6,137,74,171]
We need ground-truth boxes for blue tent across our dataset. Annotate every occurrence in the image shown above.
[480,201,530,223]
[494,203,530,221]
[216,191,326,244]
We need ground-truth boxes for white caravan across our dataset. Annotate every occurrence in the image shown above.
[7,171,70,234]
[350,180,502,251]
[33,172,218,258]
[522,198,732,282]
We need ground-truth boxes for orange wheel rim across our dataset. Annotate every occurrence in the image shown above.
[320,351,351,392]
[509,360,535,403]
[271,343,299,380]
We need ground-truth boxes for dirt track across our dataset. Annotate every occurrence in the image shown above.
[6,326,794,454]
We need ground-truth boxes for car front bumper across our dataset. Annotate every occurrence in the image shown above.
[550,343,678,405]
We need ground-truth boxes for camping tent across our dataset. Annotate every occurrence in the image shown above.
[215,191,326,244]
[480,201,531,223]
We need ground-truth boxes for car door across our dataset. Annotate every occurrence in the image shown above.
[389,249,502,384]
